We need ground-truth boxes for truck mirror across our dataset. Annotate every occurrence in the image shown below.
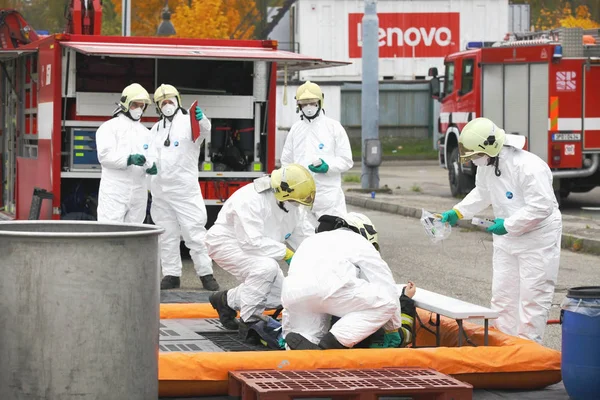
[430,77,441,99]
[428,67,439,78]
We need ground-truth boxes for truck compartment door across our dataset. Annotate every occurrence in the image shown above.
[583,64,600,151]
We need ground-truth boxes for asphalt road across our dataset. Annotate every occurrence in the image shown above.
[173,204,600,352]
[351,160,600,220]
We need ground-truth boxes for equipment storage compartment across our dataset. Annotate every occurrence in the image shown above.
[70,128,100,170]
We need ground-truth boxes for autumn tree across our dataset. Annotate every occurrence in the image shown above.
[171,0,259,39]
[110,0,259,38]
[560,4,600,29]
[102,0,122,36]
[111,0,185,37]
[533,1,599,30]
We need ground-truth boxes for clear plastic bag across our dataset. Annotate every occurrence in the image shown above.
[561,297,600,317]
[420,209,452,243]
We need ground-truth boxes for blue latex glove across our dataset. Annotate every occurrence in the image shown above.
[127,154,146,166]
[487,218,508,235]
[145,162,158,175]
[308,158,329,173]
[195,106,204,121]
[440,209,460,226]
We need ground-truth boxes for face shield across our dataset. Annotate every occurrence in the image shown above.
[458,142,487,163]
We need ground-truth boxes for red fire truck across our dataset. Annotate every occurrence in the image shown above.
[428,28,600,204]
[0,4,346,224]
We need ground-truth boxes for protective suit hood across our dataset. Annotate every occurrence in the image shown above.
[504,134,526,150]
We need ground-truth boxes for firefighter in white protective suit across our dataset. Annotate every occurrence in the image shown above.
[282,213,413,350]
[150,84,219,292]
[206,164,316,331]
[96,83,156,223]
[440,117,562,344]
[281,81,353,225]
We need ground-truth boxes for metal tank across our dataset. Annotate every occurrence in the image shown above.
[0,221,164,400]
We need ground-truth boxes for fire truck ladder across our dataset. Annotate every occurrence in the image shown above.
[501,27,600,57]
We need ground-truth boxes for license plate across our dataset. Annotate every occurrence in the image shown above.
[552,133,581,141]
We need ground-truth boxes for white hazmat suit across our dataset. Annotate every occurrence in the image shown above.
[205,184,315,323]
[96,113,151,223]
[453,144,562,344]
[281,113,353,221]
[282,229,402,348]
[150,109,213,279]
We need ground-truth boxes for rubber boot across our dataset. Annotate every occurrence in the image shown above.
[160,275,180,290]
[200,274,219,291]
[208,290,239,330]
[285,332,321,350]
[318,332,348,350]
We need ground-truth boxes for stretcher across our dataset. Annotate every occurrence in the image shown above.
[396,284,499,347]
[157,303,561,398]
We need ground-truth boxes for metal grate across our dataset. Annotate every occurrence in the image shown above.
[159,339,223,353]
[159,320,205,341]
[171,318,238,333]
[229,368,473,400]
[201,332,277,352]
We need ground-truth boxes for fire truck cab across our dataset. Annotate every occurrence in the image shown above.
[0,8,347,223]
[429,27,600,204]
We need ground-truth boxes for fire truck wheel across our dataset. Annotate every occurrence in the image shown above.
[448,147,475,198]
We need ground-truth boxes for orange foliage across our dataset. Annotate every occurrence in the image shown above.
[110,0,258,38]
[172,0,258,39]
[536,1,600,30]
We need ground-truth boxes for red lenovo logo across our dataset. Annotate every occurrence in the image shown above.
[348,12,460,58]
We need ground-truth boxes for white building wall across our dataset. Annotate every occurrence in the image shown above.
[291,0,509,81]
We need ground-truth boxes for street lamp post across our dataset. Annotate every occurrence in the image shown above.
[157,1,176,36]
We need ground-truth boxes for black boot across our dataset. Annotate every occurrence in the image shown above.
[160,275,180,290]
[318,332,348,350]
[286,332,321,350]
[200,274,219,291]
[208,291,239,330]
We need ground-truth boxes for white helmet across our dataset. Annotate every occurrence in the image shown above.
[344,212,379,251]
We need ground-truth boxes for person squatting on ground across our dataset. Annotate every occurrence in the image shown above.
[281,212,417,350]
[281,81,353,226]
[149,84,219,292]
[206,164,316,332]
[440,117,562,344]
[96,83,156,223]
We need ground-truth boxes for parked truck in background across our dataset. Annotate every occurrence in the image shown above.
[429,28,600,204]
[0,4,346,224]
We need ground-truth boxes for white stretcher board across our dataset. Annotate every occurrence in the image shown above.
[397,284,499,320]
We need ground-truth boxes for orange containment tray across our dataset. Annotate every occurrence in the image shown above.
[158,303,561,398]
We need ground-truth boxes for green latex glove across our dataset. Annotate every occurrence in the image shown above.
[145,162,158,175]
[487,218,508,235]
[127,154,146,166]
[383,330,402,348]
[195,106,204,121]
[369,330,402,349]
[308,159,329,173]
[440,209,460,226]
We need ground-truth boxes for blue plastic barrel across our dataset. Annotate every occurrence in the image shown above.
[561,286,600,400]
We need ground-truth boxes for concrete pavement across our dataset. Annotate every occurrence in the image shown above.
[344,161,600,255]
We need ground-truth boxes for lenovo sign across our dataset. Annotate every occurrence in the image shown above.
[348,12,460,58]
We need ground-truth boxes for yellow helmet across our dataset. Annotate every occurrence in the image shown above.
[458,117,506,162]
[270,164,316,207]
[344,212,380,251]
[154,83,182,110]
[119,83,151,112]
[295,81,324,108]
